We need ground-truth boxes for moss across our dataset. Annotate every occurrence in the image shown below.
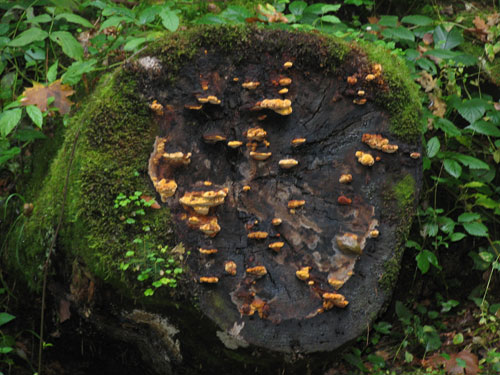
[362,42,422,142]
[379,173,417,292]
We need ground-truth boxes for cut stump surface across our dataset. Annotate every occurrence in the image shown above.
[137,27,422,353]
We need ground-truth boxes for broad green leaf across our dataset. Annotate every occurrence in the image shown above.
[55,13,94,28]
[0,346,13,354]
[453,53,478,66]
[159,9,179,32]
[194,14,225,25]
[61,59,97,85]
[401,15,433,26]
[450,153,489,170]
[475,195,499,209]
[0,108,22,137]
[26,105,43,128]
[0,24,9,35]
[426,136,440,158]
[463,222,488,237]
[8,28,48,47]
[463,181,484,188]
[289,1,307,16]
[0,312,15,326]
[433,25,463,50]
[435,118,461,137]
[138,5,162,24]
[443,159,462,178]
[378,15,398,27]
[123,37,146,51]
[438,216,455,234]
[424,49,459,60]
[99,16,129,31]
[47,60,58,83]
[304,3,340,15]
[479,252,494,263]
[382,27,415,42]
[465,120,500,137]
[50,31,83,60]
[0,147,21,165]
[405,351,414,363]
[28,14,52,23]
[417,251,430,273]
[455,98,487,124]
[395,301,412,323]
[320,15,341,24]
[458,212,481,223]
[13,129,46,141]
[219,5,252,23]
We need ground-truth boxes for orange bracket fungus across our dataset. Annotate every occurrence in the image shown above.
[125,27,422,359]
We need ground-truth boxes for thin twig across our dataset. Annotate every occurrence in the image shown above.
[37,129,80,375]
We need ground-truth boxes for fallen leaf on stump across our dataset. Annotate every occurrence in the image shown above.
[21,80,75,115]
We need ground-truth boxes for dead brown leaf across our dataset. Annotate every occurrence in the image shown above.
[423,33,434,45]
[21,80,74,115]
[416,71,437,93]
[256,4,288,23]
[141,195,161,209]
[429,93,447,118]
[424,351,479,375]
[494,102,500,111]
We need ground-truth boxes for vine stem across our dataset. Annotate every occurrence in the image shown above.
[37,128,80,375]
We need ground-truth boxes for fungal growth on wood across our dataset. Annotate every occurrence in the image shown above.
[138,28,421,354]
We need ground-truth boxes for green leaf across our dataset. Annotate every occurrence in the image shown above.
[159,9,179,32]
[479,251,494,263]
[0,147,21,165]
[320,15,341,24]
[463,222,488,237]
[424,49,459,60]
[50,31,83,60]
[453,333,464,345]
[61,59,97,85]
[289,1,307,16]
[14,129,46,141]
[28,14,52,23]
[194,14,225,25]
[435,118,461,137]
[450,153,489,170]
[382,27,415,42]
[455,98,487,124]
[304,3,340,15]
[395,301,412,324]
[426,136,440,158]
[443,159,462,178]
[456,358,467,368]
[47,60,58,83]
[138,5,162,24]
[26,105,43,128]
[405,351,413,363]
[450,232,466,242]
[55,13,94,28]
[99,16,129,31]
[123,37,146,51]
[0,108,22,137]
[465,120,500,137]
[8,28,48,47]
[401,15,433,26]
[373,321,392,334]
[379,15,398,27]
[0,312,15,326]
[144,288,154,296]
[433,25,463,50]
[458,212,481,223]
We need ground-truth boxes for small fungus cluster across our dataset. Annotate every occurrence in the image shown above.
[257,99,292,116]
[362,133,398,153]
[355,151,375,166]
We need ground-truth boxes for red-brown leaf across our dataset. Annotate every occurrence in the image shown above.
[21,80,75,114]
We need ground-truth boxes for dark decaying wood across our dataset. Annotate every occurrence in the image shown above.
[135,34,422,354]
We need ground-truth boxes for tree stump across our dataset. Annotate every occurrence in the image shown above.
[14,26,422,374]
